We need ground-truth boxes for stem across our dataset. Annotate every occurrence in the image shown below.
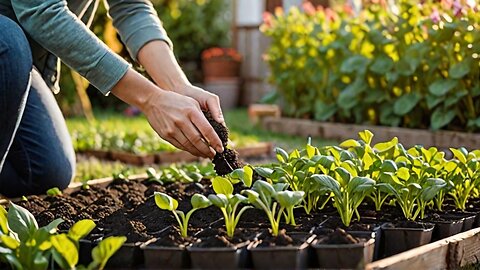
[173,211,187,238]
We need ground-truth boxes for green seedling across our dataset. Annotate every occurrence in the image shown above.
[243,180,304,236]
[208,177,252,238]
[154,192,211,237]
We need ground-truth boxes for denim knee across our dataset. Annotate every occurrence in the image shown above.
[34,152,75,192]
[0,15,32,80]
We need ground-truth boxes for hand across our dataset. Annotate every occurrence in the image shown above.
[143,89,224,158]
[176,84,225,126]
[110,69,224,159]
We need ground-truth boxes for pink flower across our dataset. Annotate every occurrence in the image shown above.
[453,0,464,17]
[343,3,354,16]
[302,1,316,16]
[325,8,337,22]
[262,11,273,28]
[430,8,441,24]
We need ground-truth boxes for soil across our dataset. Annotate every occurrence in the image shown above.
[149,226,198,248]
[212,149,242,176]
[318,216,378,232]
[316,228,360,245]
[191,227,259,248]
[204,111,229,148]
[256,229,305,247]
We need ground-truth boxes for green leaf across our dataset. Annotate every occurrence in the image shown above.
[275,147,289,163]
[276,191,305,208]
[242,166,253,188]
[450,148,467,164]
[380,160,398,173]
[426,94,443,109]
[340,139,361,148]
[394,93,421,116]
[0,205,9,234]
[208,194,229,208]
[306,144,316,159]
[44,218,64,234]
[191,194,212,209]
[212,176,233,195]
[396,167,410,181]
[154,192,178,211]
[253,180,277,197]
[359,130,374,145]
[90,236,126,270]
[428,79,458,96]
[340,55,370,73]
[449,60,471,79]
[69,220,96,242]
[374,137,399,153]
[254,167,273,179]
[46,187,62,197]
[7,202,38,242]
[370,54,394,74]
[314,100,337,121]
[431,107,456,130]
[51,234,78,269]
[347,177,375,194]
[311,174,341,197]
[338,82,366,109]
[0,235,19,249]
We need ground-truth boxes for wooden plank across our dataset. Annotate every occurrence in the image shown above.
[366,228,480,270]
[366,240,449,270]
[261,117,480,149]
[448,228,480,268]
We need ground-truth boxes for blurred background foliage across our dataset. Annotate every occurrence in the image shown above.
[56,0,232,116]
[262,0,480,131]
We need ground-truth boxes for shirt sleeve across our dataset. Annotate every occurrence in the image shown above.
[105,0,173,62]
[11,0,131,95]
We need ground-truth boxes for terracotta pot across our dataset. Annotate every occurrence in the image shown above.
[202,58,240,80]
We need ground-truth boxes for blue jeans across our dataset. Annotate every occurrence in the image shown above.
[0,15,75,198]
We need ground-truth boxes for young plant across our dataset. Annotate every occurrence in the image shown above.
[208,177,252,238]
[242,180,304,236]
[311,171,375,227]
[0,203,124,270]
[154,192,211,237]
[447,148,480,210]
[46,187,63,197]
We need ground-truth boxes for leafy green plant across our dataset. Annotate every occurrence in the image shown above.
[0,203,125,270]
[154,192,211,237]
[208,177,252,238]
[311,173,375,226]
[242,180,304,236]
[46,187,63,197]
[447,148,480,210]
[262,0,480,131]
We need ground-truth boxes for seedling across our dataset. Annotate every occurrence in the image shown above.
[208,177,252,238]
[311,172,375,226]
[154,192,211,237]
[243,180,304,236]
[46,187,63,197]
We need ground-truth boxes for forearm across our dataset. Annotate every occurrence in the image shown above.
[137,40,191,94]
[110,69,161,110]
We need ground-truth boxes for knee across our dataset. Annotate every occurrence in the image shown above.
[0,16,32,76]
[34,152,76,192]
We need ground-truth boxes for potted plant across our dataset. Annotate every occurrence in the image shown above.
[201,47,242,110]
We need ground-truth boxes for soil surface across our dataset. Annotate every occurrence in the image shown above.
[316,228,361,245]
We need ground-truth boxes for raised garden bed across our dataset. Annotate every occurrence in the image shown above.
[3,129,480,269]
[79,142,273,165]
[261,117,480,150]
[1,174,478,269]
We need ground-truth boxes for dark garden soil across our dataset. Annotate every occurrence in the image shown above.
[316,228,363,245]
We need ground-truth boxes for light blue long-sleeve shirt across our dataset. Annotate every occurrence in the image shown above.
[0,0,172,95]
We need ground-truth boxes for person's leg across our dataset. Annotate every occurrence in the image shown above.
[0,16,76,198]
[0,15,32,171]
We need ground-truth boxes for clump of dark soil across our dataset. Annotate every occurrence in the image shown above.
[256,229,306,247]
[317,228,360,245]
[203,111,229,147]
[204,110,242,175]
[383,220,432,229]
[212,149,242,176]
